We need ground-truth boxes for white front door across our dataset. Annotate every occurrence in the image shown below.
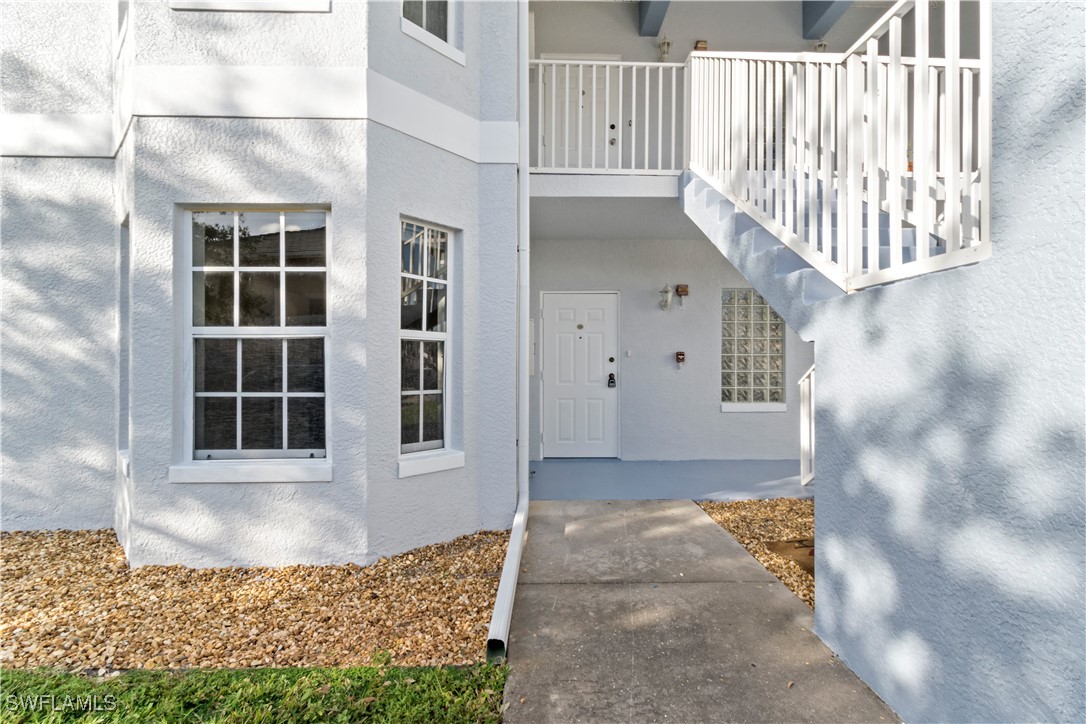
[542,292,619,457]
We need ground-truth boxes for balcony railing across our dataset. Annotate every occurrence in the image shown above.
[530,60,685,174]
[687,0,991,290]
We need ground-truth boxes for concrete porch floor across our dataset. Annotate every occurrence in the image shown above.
[502,500,896,723]
[529,459,811,501]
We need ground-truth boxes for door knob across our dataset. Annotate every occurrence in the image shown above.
[608,373,616,388]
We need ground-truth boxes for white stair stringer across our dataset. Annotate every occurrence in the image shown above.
[679,170,844,337]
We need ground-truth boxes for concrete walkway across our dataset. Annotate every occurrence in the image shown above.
[503,500,897,723]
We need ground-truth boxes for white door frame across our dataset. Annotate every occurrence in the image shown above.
[539,290,621,459]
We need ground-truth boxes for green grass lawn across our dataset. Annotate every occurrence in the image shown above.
[0,662,507,723]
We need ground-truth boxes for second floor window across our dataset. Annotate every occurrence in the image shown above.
[403,0,448,42]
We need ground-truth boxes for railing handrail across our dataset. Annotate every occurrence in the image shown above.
[688,50,845,64]
[841,0,913,58]
[529,59,686,69]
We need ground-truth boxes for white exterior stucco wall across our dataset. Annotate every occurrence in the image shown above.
[1,157,118,530]
[804,5,1085,721]
[530,230,812,462]
[363,123,517,558]
[126,116,370,567]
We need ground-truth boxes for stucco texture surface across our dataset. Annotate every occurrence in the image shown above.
[1,157,117,530]
[127,117,370,567]
[678,4,1085,721]
[363,122,517,560]
[530,229,813,461]
[134,0,367,67]
[0,1,112,114]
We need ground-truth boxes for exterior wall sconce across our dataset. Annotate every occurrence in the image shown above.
[675,284,689,308]
[659,285,673,310]
[694,40,708,51]
[657,35,672,62]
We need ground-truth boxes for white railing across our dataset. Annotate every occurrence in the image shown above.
[687,0,991,291]
[799,364,815,486]
[530,60,685,174]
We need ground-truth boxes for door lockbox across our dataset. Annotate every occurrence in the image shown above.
[607,373,617,388]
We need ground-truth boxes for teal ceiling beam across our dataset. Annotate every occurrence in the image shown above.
[639,0,670,37]
[803,0,852,40]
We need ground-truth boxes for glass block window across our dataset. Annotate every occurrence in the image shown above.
[401,220,450,454]
[190,210,328,459]
[721,289,785,404]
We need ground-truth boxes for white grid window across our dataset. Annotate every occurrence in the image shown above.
[189,210,328,460]
[722,289,785,404]
[400,220,449,454]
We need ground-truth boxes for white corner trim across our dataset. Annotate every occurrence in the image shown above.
[133,66,367,118]
[0,114,113,157]
[529,173,681,198]
[398,449,465,479]
[400,16,466,66]
[720,402,788,413]
[169,461,333,483]
[169,0,331,11]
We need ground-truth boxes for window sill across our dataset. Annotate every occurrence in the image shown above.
[169,461,332,483]
[400,17,466,66]
[398,449,465,479]
[720,403,788,413]
[169,0,330,12]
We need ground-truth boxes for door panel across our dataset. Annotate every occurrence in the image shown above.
[542,292,619,457]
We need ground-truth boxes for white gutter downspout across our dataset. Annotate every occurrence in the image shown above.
[486,0,531,663]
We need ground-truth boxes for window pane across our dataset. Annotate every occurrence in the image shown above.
[422,393,444,443]
[239,272,280,326]
[403,0,423,28]
[195,338,236,392]
[288,397,325,450]
[239,212,281,267]
[193,271,234,326]
[288,338,324,393]
[195,397,236,451]
[427,228,448,280]
[401,395,420,445]
[426,281,446,332]
[241,397,282,450]
[242,338,282,392]
[422,341,443,390]
[192,212,233,267]
[401,340,420,392]
[401,277,423,330]
[285,272,326,326]
[285,212,326,267]
[401,222,423,275]
[425,0,448,40]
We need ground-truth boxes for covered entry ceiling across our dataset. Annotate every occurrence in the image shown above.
[530,197,706,242]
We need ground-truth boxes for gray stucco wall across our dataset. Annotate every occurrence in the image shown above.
[530,225,813,462]
[364,123,517,557]
[0,1,112,114]
[125,116,369,567]
[134,0,367,67]
[808,4,1085,722]
[1,157,117,530]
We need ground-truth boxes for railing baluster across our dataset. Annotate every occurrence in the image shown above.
[618,66,624,169]
[604,65,611,170]
[670,66,677,169]
[550,62,556,168]
[865,40,879,272]
[755,61,764,211]
[710,58,719,179]
[774,62,784,228]
[657,66,664,170]
[962,68,975,244]
[563,63,570,168]
[821,64,833,258]
[795,61,806,242]
[785,63,795,236]
[846,55,864,278]
[536,64,544,167]
[836,63,847,264]
[945,0,962,251]
[888,15,904,268]
[979,0,992,246]
[806,63,818,250]
[591,65,597,170]
[914,0,930,260]
[577,64,583,170]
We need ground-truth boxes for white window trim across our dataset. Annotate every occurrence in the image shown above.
[170,0,331,12]
[176,207,332,484]
[720,402,788,413]
[400,9,466,66]
[399,218,461,471]
[398,449,464,479]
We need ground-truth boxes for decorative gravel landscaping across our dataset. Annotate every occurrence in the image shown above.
[0,529,508,672]
[698,498,815,608]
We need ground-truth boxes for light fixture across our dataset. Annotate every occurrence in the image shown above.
[657,35,672,62]
[659,285,673,311]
